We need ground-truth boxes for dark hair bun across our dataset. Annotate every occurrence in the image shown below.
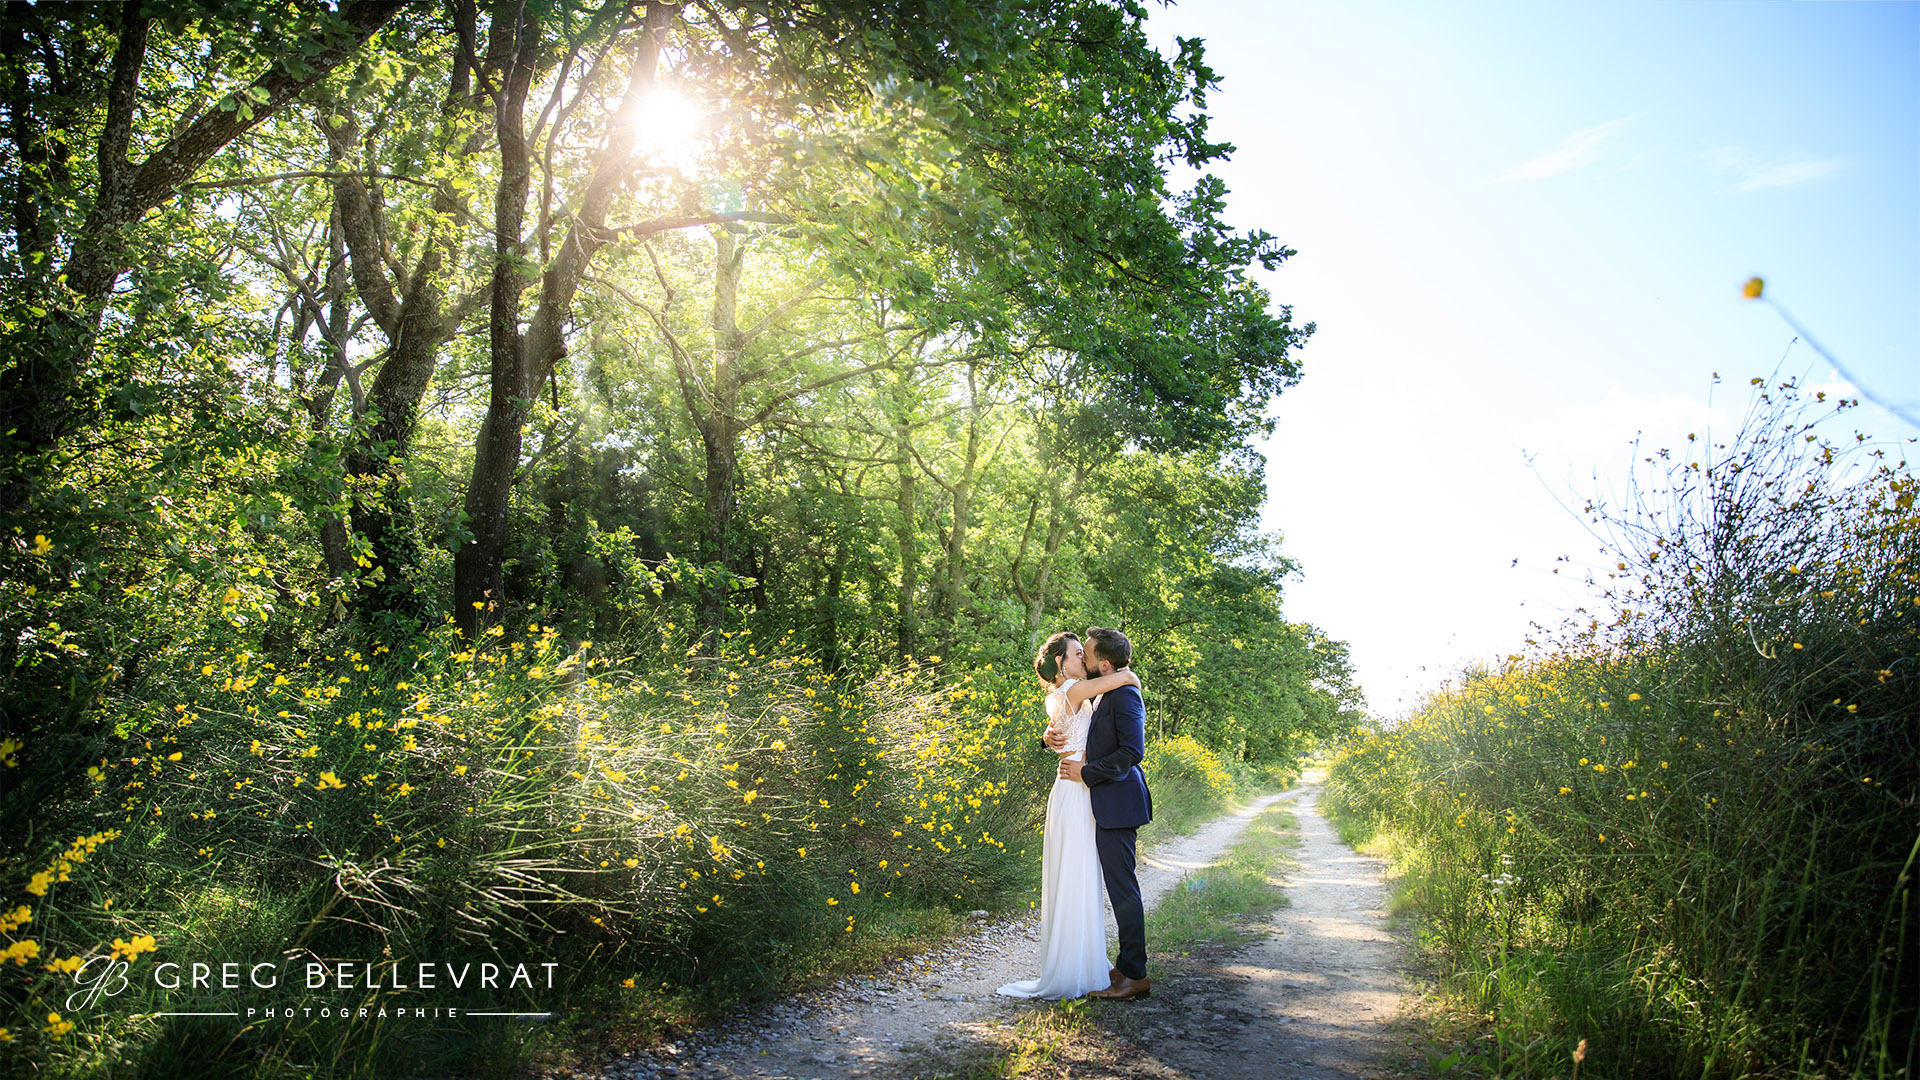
[1033,631,1078,685]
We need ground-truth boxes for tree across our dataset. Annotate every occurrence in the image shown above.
[448,0,1314,637]
[0,1,406,515]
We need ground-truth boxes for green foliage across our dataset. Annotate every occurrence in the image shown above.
[1326,382,1919,1078]
[1136,734,1251,839]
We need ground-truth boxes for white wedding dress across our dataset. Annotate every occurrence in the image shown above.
[996,678,1109,1000]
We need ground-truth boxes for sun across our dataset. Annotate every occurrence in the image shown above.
[628,88,705,172]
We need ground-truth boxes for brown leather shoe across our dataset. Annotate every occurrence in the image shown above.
[1086,975,1151,1001]
[1106,966,1121,988]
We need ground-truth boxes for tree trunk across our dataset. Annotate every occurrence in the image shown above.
[697,425,740,643]
[336,166,455,623]
[694,227,746,651]
[889,372,919,661]
[1012,462,1081,648]
[306,200,356,588]
[0,1,404,504]
[0,2,148,476]
[819,531,847,672]
[453,0,540,637]
[324,38,495,624]
[455,1,670,636]
[937,366,988,653]
[343,311,444,622]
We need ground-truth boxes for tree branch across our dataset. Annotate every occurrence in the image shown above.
[734,330,896,391]
[95,3,149,210]
[185,170,445,192]
[121,2,407,234]
[738,275,828,344]
[596,210,794,244]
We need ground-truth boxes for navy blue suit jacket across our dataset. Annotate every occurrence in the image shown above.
[1081,683,1153,829]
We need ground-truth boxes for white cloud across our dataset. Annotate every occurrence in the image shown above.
[1734,156,1846,191]
[1515,385,1729,459]
[1705,146,1847,191]
[1599,151,1651,177]
[1807,373,1860,401]
[1502,121,1626,181]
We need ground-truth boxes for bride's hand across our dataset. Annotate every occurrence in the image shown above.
[1122,669,1140,688]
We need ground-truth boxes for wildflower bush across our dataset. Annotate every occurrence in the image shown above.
[1138,734,1251,838]
[1328,381,1919,1078]
[0,619,1064,1075]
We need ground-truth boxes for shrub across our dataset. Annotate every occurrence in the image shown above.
[1141,734,1247,836]
[0,625,1056,1074]
[1328,381,1919,1077]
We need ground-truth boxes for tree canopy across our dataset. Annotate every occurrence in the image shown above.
[0,0,1355,779]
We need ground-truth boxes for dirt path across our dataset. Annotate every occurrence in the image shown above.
[584,778,1411,1080]
[1109,780,1414,1080]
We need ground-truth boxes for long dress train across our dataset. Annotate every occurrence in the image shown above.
[995,679,1109,1000]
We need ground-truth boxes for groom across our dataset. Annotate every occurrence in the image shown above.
[1049,625,1153,1001]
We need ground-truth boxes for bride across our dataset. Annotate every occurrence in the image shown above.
[996,631,1140,1000]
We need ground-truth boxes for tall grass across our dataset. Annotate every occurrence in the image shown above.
[1327,380,1918,1078]
[0,623,1061,1075]
[0,607,1279,1075]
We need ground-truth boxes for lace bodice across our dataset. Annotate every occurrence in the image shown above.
[1047,679,1095,759]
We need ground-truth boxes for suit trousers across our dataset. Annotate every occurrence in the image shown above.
[1095,823,1146,980]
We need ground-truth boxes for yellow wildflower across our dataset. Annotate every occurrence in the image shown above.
[109,935,156,961]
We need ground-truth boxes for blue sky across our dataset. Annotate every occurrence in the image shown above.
[1146,0,1920,712]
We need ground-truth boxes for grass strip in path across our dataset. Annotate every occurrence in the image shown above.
[1144,797,1300,959]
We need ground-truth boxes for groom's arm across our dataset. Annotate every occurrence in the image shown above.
[1077,686,1145,787]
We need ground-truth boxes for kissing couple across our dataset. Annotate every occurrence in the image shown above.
[996,626,1154,1002]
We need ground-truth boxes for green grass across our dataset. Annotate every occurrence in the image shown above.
[1148,800,1299,956]
[967,997,1100,1079]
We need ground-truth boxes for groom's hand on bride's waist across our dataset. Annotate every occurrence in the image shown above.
[1058,758,1084,783]
[1042,724,1068,752]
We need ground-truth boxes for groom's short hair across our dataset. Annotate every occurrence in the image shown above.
[1085,626,1131,670]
